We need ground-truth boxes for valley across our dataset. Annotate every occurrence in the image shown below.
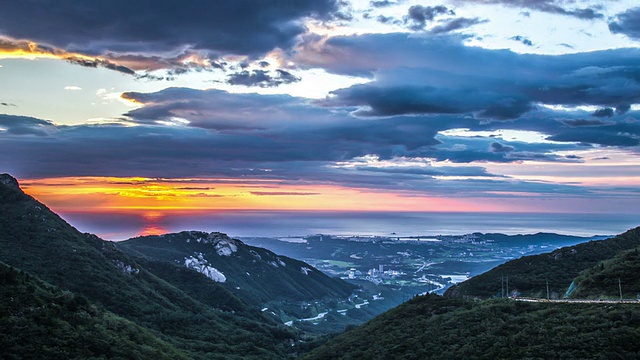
[242,232,605,296]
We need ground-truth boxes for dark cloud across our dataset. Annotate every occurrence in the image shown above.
[376,15,398,24]
[227,69,301,87]
[404,5,452,31]
[67,57,135,75]
[370,0,397,8]
[104,51,226,74]
[562,119,612,127]
[510,35,533,46]
[121,88,333,131]
[429,17,486,34]
[324,83,531,119]
[1,102,17,107]
[609,7,640,40]
[333,11,354,21]
[455,0,603,20]
[298,33,640,120]
[346,163,501,178]
[616,104,631,115]
[0,115,56,136]
[135,73,172,82]
[490,142,515,153]
[505,151,576,162]
[0,0,340,57]
[548,128,640,147]
[124,87,640,159]
[592,108,614,118]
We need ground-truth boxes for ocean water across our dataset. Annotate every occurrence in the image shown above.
[60,210,640,241]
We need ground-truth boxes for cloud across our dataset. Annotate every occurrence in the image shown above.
[250,191,320,196]
[561,119,612,127]
[0,114,56,136]
[490,142,515,153]
[592,108,614,118]
[1,102,16,107]
[226,69,301,87]
[0,103,636,200]
[609,7,640,40]
[428,17,487,34]
[548,128,640,147]
[399,6,484,35]
[105,51,226,74]
[376,15,399,24]
[404,5,452,31]
[0,120,590,198]
[297,33,640,120]
[510,35,533,46]
[454,0,603,20]
[616,104,631,115]
[370,0,398,8]
[121,87,640,156]
[64,86,82,91]
[0,37,135,75]
[0,1,340,58]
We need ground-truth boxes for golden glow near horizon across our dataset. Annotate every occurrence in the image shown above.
[20,176,499,214]
[0,39,108,64]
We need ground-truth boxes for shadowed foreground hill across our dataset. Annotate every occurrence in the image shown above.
[0,262,187,359]
[303,294,640,360]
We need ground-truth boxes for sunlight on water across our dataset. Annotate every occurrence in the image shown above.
[59,210,639,241]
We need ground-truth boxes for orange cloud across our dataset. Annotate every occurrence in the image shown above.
[20,176,494,213]
[0,37,134,74]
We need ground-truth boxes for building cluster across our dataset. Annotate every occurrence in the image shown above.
[343,264,406,284]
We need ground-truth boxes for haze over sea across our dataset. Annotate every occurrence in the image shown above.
[61,211,639,241]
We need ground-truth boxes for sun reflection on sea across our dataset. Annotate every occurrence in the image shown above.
[140,211,167,236]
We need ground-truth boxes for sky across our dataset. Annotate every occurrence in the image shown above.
[2,0,640,238]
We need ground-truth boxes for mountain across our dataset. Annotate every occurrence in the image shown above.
[303,293,640,360]
[303,226,640,359]
[473,232,609,247]
[117,231,358,329]
[0,261,187,359]
[568,246,640,299]
[444,227,640,299]
[0,174,298,358]
[118,231,356,305]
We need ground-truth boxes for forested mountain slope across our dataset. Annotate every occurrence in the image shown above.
[445,227,640,299]
[0,174,295,359]
[303,294,640,360]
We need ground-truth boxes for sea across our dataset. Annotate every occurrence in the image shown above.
[59,210,640,241]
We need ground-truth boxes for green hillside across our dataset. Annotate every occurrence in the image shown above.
[0,174,295,359]
[118,232,365,332]
[119,232,356,304]
[305,227,640,359]
[569,246,640,300]
[445,227,640,299]
[303,294,640,360]
[0,262,187,359]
